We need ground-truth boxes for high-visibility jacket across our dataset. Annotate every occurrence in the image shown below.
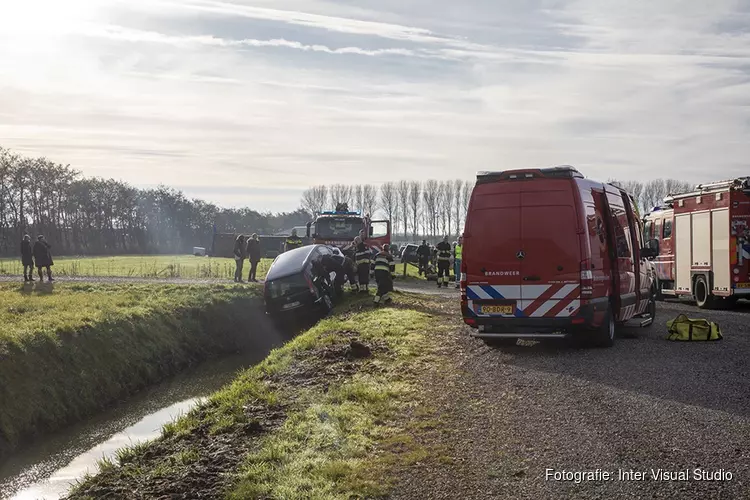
[284,237,303,252]
[436,241,452,262]
[454,244,462,260]
[374,251,395,273]
[355,243,372,266]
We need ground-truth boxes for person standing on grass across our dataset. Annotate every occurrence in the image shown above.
[21,233,34,282]
[246,233,261,282]
[233,234,247,282]
[453,236,463,289]
[354,236,371,293]
[373,244,395,306]
[33,234,54,282]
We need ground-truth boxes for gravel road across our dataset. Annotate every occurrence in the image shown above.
[392,296,750,500]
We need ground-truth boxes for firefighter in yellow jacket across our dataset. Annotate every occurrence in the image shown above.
[284,228,303,252]
[373,244,395,305]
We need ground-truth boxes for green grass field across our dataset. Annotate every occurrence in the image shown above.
[0,254,428,281]
[0,282,264,458]
[0,255,274,280]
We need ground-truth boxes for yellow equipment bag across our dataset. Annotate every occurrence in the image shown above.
[666,314,722,341]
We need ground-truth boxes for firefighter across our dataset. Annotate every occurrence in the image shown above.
[342,252,359,292]
[416,240,430,276]
[284,228,303,252]
[373,244,395,306]
[453,236,463,289]
[354,236,372,293]
[435,236,452,288]
[321,250,346,300]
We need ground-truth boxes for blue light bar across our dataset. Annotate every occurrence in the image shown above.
[320,211,361,216]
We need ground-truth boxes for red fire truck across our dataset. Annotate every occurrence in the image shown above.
[306,205,391,254]
[643,177,750,308]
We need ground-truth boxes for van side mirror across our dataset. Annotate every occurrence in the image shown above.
[640,238,659,259]
[306,222,312,238]
[369,227,374,237]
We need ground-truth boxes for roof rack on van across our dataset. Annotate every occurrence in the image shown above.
[476,165,583,184]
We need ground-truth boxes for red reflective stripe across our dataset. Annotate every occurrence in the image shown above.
[546,286,582,317]
[523,284,564,317]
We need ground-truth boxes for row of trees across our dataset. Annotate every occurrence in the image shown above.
[608,178,694,215]
[0,147,309,256]
[303,177,697,242]
[301,180,474,241]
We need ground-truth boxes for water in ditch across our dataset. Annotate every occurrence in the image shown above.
[0,350,273,500]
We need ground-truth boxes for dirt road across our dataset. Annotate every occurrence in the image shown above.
[392,295,750,499]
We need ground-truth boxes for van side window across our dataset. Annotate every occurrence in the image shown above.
[643,220,652,241]
[663,219,673,239]
[613,211,632,259]
[654,220,661,241]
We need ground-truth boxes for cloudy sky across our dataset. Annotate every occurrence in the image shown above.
[1,0,749,212]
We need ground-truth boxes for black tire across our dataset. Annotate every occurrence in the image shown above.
[592,306,615,347]
[694,276,714,309]
[653,281,664,301]
[482,338,518,347]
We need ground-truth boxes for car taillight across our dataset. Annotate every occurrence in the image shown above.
[580,259,593,298]
[460,259,468,301]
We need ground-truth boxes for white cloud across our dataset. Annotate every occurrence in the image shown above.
[1,0,749,211]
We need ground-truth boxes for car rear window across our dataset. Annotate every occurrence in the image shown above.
[267,273,309,299]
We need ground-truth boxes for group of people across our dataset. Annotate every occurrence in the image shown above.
[233,233,262,283]
[20,233,55,283]
[416,236,463,289]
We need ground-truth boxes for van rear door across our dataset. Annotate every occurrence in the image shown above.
[465,181,523,317]
[520,180,583,317]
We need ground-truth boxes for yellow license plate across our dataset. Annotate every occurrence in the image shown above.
[737,283,750,288]
[479,305,514,314]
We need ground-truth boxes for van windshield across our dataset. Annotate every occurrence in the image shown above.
[316,217,364,239]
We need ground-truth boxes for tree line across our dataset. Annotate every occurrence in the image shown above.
[0,147,309,257]
[1,144,699,257]
[301,180,473,242]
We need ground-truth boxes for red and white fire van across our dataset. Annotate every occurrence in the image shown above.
[460,166,655,347]
[643,177,750,309]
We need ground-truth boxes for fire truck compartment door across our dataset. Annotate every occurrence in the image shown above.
[675,214,692,292]
[712,209,730,293]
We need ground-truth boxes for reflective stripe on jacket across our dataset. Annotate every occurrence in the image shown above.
[374,252,394,273]
[436,242,452,261]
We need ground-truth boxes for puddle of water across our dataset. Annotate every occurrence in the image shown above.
[0,352,269,500]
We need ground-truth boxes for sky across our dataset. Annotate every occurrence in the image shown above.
[1,0,749,212]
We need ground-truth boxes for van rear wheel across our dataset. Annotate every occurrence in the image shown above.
[592,306,615,348]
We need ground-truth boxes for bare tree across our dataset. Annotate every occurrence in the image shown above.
[379,182,398,229]
[453,179,464,235]
[409,181,421,240]
[300,185,328,217]
[397,180,410,239]
[353,184,364,213]
[422,180,439,237]
[329,184,352,208]
[461,181,472,223]
[362,184,378,217]
[442,181,455,237]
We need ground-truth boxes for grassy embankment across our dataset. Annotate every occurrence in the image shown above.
[0,255,274,280]
[0,282,272,460]
[67,292,458,499]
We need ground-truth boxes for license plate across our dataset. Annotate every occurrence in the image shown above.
[282,301,301,309]
[737,283,750,288]
[479,305,514,315]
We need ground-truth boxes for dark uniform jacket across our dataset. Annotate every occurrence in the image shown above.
[435,241,452,262]
[246,239,261,262]
[21,240,34,266]
[417,244,431,259]
[33,240,53,267]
